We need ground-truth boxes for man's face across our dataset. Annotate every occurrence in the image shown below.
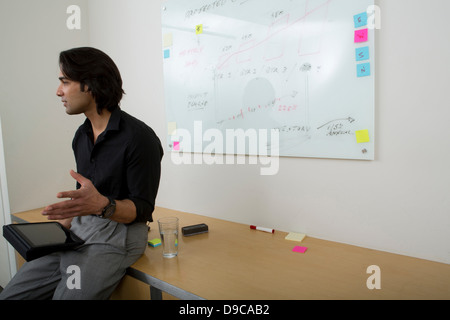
[56,72,95,115]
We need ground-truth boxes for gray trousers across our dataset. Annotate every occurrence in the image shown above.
[0,220,148,300]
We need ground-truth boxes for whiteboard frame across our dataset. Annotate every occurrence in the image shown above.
[162,0,375,161]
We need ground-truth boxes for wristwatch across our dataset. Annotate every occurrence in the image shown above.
[99,197,116,219]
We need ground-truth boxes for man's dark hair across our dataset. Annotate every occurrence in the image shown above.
[59,47,125,114]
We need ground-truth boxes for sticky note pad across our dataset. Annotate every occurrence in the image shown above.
[292,246,308,253]
[285,233,306,242]
[163,33,173,48]
[355,46,370,61]
[196,24,203,34]
[355,129,370,143]
[173,141,180,151]
[168,122,177,136]
[354,12,368,28]
[148,239,161,247]
[357,62,371,77]
[164,49,170,59]
[354,28,368,43]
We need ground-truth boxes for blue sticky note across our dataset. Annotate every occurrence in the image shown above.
[354,12,368,28]
[357,63,371,77]
[164,49,170,59]
[148,239,162,247]
[355,46,370,61]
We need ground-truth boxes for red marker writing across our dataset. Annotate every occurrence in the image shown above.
[250,225,275,234]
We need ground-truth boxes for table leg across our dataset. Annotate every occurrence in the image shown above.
[150,285,163,300]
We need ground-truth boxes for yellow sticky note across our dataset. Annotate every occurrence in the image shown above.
[148,239,161,247]
[195,24,203,34]
[163,33,173,47]
[168,122,177,136]
[355,129,370,143]
[285,233,306,242]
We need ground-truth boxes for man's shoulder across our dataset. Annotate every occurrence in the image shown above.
[119,110,156,136]
[119,110,162,147]
[119,109,147,128]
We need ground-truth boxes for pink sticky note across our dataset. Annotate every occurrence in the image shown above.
[173,141,180,151]
[354,28,368,43]
[292,246,308,253]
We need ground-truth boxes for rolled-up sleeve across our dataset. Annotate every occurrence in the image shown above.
[126,127,163,223]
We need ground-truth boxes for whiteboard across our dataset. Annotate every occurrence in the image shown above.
[162,0,375,160]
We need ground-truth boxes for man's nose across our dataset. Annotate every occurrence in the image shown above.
[56,84,63,97]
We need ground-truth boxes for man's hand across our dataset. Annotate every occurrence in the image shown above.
[42,170,109,221]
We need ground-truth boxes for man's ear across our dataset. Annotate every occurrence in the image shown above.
[79,82,91,94]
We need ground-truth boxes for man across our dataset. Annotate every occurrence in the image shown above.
[0,47,163,299]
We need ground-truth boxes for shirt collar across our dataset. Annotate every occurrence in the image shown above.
[80,107,122,134]
[105,107,121,132]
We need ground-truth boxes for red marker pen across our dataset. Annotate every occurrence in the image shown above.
[250,225,275,234]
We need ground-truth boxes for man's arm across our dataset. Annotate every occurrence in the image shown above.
[42,170,137,224]
[124,127,163,223]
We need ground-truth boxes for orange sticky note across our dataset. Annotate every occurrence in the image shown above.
[355,130,370,143]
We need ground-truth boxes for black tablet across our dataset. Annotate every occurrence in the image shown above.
[3,222,85,261]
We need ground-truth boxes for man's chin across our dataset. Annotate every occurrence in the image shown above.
[65,108,81,115]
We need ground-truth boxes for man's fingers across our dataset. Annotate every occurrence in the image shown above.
[42,170,100,221]
[69,170,90,186]
[57,190,78,199]
[44,211,80,221]
[43,199,78,214]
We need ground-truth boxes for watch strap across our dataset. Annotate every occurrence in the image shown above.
[99,197,116,219]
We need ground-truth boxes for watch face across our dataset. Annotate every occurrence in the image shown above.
[103,199,116,218]
[105,206,115,216]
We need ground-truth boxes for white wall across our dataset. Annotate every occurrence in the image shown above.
[0,0,90,214]
[2,0,450,266]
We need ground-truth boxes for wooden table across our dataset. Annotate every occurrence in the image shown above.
[12,207,450,300]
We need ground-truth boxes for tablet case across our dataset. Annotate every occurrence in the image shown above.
[2,222,85,262]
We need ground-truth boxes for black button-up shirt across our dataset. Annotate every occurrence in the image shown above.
[72,108,163,223]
